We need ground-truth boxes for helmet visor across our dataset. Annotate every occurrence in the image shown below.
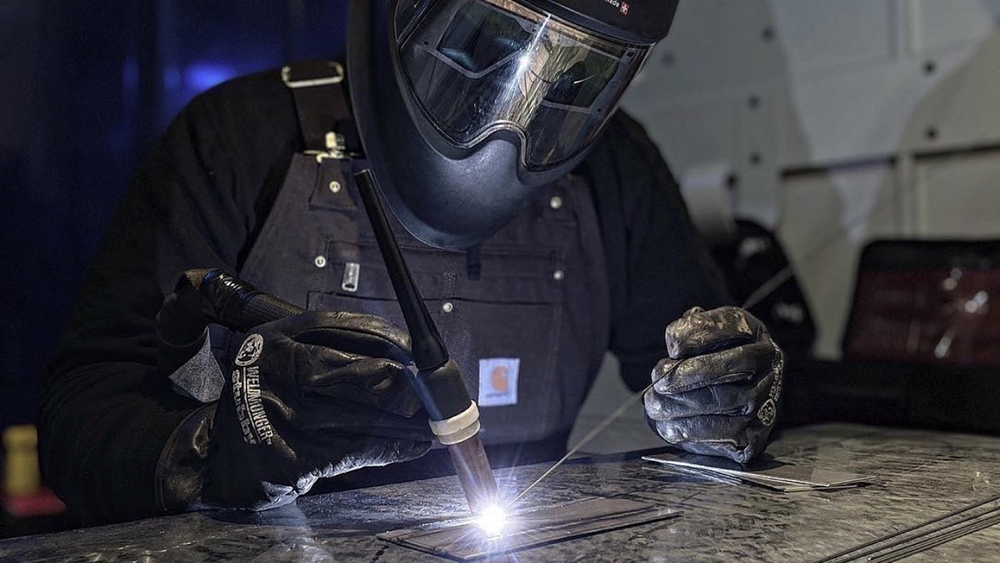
[397,0,648,169]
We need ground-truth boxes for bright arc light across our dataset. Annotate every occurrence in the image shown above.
[475,505,509,538]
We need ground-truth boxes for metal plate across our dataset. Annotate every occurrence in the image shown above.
[643,452,870,489]
[377,497,681,561]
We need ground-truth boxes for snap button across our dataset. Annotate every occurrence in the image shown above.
[314,255,327,268]
[553,269,565,281]
[442,301,454,313]
[549,196,563,210]
[329,181,342,194]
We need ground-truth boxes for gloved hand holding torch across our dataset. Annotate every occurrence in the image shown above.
[644,306,784,464]
[156,168,501,516]
[157,308,435,512]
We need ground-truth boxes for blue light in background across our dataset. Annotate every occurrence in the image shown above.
[183,61,238,91]
[158,61,252,129]
[122,56,139,95]
[163,65,182,91]
[109,56,141,154]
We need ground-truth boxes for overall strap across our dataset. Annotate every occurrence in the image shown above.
[281,60,361,156]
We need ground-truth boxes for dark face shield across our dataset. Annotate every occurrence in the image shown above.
[397,0,649,170]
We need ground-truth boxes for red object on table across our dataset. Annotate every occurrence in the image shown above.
[2,488,66,519]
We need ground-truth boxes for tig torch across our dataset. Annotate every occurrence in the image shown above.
[181,170,500,515]
[353,169,500,515]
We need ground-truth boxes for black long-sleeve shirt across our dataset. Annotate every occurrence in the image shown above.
[40,67,728,524]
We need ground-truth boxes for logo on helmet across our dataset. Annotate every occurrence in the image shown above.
[598,0,629,15]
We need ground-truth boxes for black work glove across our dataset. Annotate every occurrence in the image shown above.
[643,306,784,464]
[156,269,217,377]
[157,311,434,512]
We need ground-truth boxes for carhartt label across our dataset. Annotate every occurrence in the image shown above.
[232,334,274,445]
[478,358,519,407]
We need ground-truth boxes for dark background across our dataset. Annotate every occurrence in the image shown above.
[0,0,349,433]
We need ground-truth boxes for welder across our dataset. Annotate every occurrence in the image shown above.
[40,0,784,524]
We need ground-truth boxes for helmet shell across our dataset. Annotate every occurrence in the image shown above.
[347,0,678,249]
[521,0,678,44]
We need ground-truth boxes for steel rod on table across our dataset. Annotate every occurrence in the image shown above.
[808,494,1000,563]
[870,510,1000,563]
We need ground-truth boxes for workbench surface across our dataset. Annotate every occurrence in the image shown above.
[3,424,1000,562]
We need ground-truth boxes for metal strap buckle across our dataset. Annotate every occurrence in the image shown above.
[305,132,349,162]
[281,61,344,89]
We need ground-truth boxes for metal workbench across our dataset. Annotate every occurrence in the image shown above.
[3,423,999,562]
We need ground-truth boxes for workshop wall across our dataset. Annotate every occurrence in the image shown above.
[621,0,1000,358]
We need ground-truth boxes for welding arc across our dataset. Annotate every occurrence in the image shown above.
[507,360,687,508]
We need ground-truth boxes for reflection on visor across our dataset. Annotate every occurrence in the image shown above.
[438,2,532,74]
[398,0,647,169]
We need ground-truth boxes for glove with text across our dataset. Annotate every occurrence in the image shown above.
[644,306,783,464]
[157,311,433,511]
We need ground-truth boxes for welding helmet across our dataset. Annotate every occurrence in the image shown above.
[348,0,678,249]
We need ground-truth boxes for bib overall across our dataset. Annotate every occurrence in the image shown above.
[209,61,612,480]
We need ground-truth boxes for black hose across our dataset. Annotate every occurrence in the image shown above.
[198,270,304,332]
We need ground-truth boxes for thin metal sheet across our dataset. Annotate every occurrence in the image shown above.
[643,452,870,489]
[377,497,681,561]
[644,464,859,493]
